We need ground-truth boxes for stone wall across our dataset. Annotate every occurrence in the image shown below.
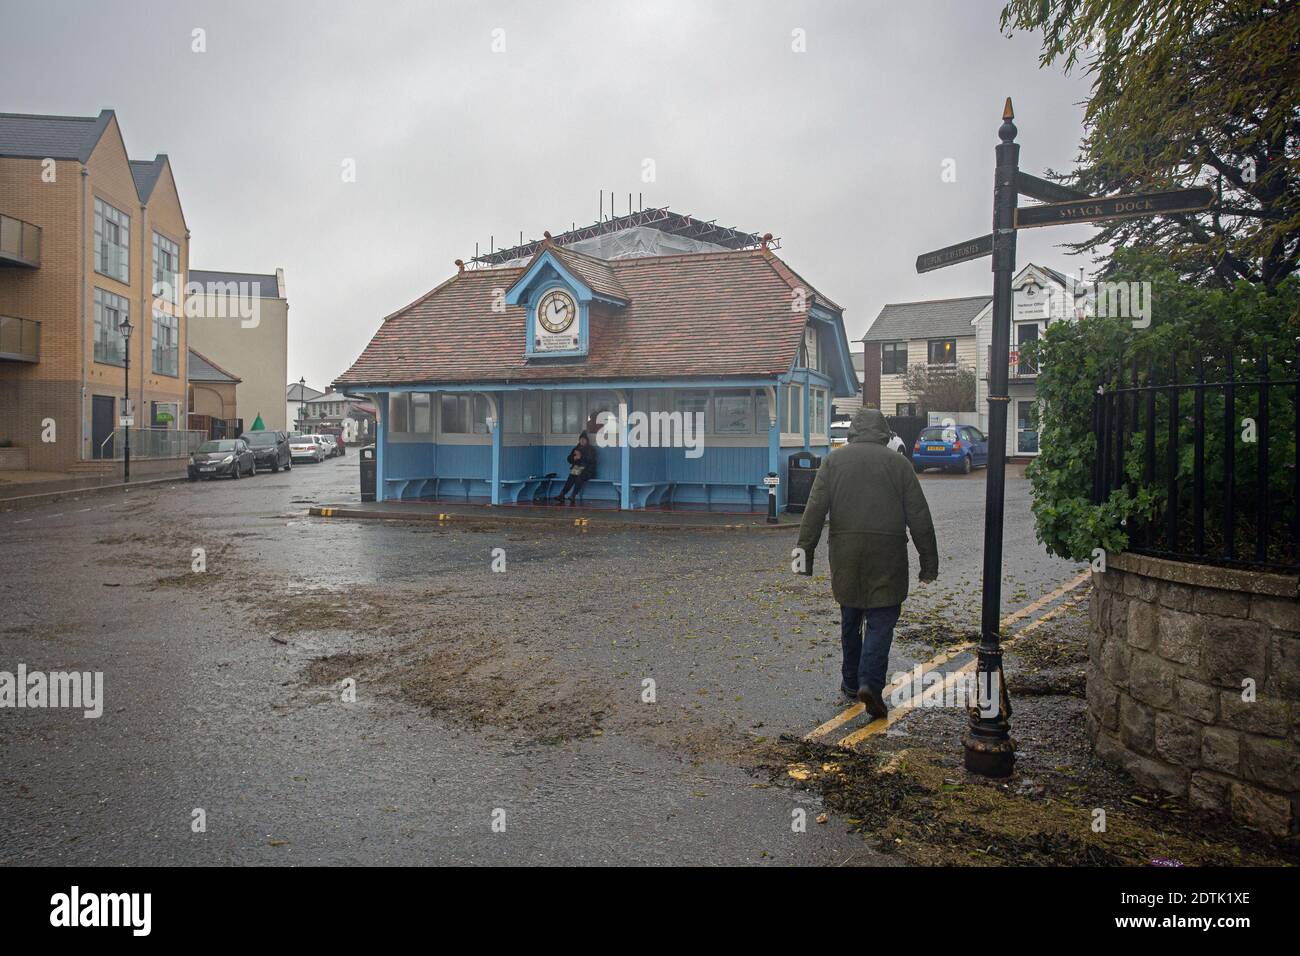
[1087,552,1300,839]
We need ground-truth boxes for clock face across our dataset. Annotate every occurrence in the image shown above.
[537,289,577,334]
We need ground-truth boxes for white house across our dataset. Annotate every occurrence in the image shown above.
[972,263,1086,459]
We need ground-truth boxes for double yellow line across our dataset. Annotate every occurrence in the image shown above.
[805,569,1091,747]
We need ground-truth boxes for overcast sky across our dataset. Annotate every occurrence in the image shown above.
[3,0,1097,392]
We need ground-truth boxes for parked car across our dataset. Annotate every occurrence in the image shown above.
[314,434,337,458]
[912,424,990,474]
[188,439,255,480]
[243,430,292,473]
[830,419,907,454]
[289,435,324,463]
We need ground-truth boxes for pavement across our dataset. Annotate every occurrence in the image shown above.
[0,453,1092,866]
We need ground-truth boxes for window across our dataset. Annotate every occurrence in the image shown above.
[151,402,178,429]
[1015,323,1039,374]
[410,393,432,433]
[550,392,583,435]
[755,389,770,430]
[389,393,410,433]
[152,232,180,303]
[811,388,828,437]
[93,198,129,282]
[93,288,128,366]
[441,394,489,434]
[801,325,818,370]
[896,402,919,417]
[504,392,541,434]
[782,384,803,435]
[713,389,754,434]
[882,342,908,375]
[586,392,618,436]
[928,338,957,365]
[151,310,179,376]
[674,391,708,433]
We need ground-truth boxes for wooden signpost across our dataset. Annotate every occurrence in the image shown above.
[915,99,1217,778]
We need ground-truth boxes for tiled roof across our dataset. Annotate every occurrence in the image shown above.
[0,110,114,161]
[189,269,281,298]
[187,348,241,383]
[547,245,628,302]
[862,295,991,342]
[129,156,166,202]
[337,248,835,388]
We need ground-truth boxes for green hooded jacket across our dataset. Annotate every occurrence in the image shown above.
[796,407,938,608]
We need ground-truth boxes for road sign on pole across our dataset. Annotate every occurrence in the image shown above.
[1015,171,1088,204]
[915,102,1221,778]
[1014,187,1214,229]
[915,233,994,274]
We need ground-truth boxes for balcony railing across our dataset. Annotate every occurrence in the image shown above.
[0,315,40,362]
[983,346,1038,380]
[0,214,41,267]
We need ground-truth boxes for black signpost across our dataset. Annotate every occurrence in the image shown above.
[915,99,1218,778]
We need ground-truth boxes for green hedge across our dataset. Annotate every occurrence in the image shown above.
[1026,252,1299,564]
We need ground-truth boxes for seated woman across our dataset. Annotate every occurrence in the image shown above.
[555,431,597,505]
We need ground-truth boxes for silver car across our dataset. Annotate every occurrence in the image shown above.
[289,435,323,462]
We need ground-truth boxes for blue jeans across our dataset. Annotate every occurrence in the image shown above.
[841,605,902,694]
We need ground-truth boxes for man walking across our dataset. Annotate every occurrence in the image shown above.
[796,408,938,718]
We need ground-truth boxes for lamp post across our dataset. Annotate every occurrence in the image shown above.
[119,316,133,482]
[298,376,307,430]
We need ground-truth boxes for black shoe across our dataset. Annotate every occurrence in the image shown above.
[554,496,566,504]
[856,687,888,719]
[840,683,859,702]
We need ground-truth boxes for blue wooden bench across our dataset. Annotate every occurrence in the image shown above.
[385,476,490,500]
[666,480,764,510]
[572,479,674,509]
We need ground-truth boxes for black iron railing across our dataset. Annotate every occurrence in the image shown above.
[1092,344,1299,572]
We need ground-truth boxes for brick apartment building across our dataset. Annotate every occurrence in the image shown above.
[0,109,189,473]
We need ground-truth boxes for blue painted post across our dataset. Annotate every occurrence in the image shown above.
[490,393,502,505]
[375,392,387,503]
[770,385,785,512]
[620,392,631,509]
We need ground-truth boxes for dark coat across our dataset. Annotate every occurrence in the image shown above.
[567,435,597,477]
[796,408,938,608]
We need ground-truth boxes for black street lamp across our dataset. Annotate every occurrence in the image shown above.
[119,316,133,482]
[298,376,308,429]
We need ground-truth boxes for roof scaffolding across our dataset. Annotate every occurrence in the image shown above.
[468,207,779,268]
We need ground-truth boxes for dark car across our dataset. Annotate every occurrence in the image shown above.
[188,438,256,480]
[244,430,292,473]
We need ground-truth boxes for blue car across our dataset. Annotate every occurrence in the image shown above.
[911,424,990,474]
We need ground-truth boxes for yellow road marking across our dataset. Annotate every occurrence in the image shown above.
[805,639,974,741]
[1000,569,1090,629]
[839,663,977,745]
[804,570,1092,745]
[834,586,1092,746]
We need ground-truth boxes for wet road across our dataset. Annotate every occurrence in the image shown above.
[0,455,1081,865]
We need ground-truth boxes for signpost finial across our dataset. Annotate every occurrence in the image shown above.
[999,97,1017,143]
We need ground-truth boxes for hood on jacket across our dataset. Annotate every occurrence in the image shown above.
[848,408,892,445]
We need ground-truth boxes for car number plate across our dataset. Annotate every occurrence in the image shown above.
[927,445,945,452]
